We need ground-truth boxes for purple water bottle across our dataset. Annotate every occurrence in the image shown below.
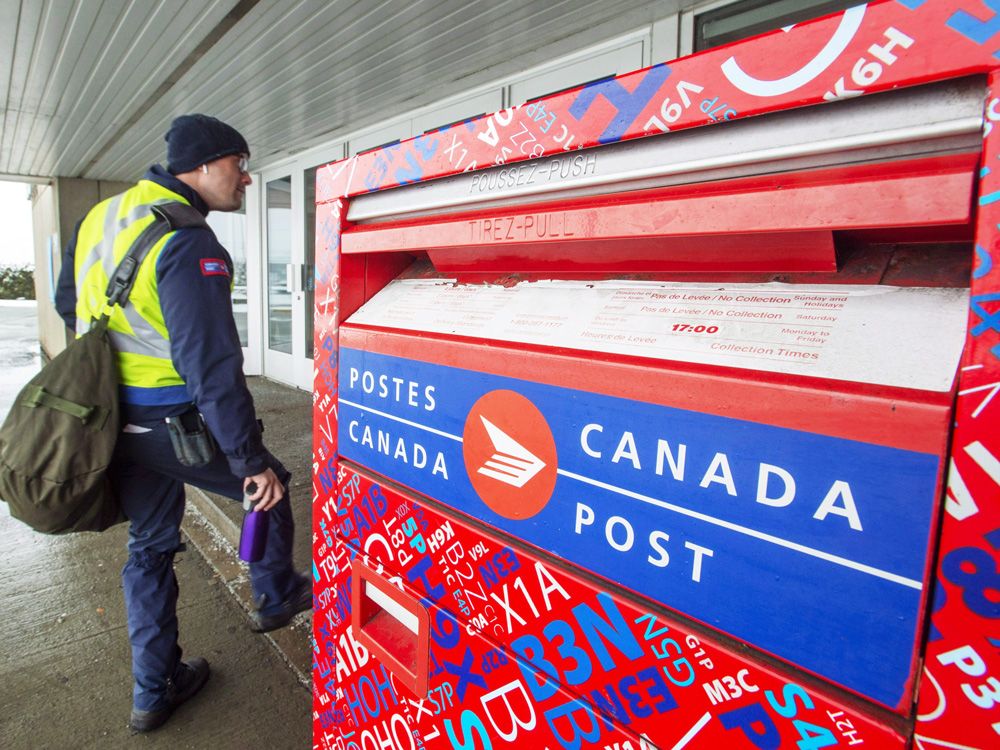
[238,481,269,562]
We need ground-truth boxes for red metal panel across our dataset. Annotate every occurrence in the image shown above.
[425,231,835,274]
[330,464,908,748]
[338,253,417,324]
[313,198,343,738]
[328,528,640,749]
[913,70,1000,748]
[338,254,367,325]
[316,2,995,203]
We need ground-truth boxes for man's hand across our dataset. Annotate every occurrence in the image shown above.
[244,468,284,511]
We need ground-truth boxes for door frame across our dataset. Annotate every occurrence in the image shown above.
[253,142,346,390]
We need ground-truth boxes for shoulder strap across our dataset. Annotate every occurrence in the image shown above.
[153,201,208,231]
[103,202,207,309]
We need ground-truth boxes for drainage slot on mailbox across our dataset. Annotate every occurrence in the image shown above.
[352,561,430,697]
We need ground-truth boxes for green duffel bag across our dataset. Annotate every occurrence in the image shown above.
[0,201,206,533]
[0,315,123,532]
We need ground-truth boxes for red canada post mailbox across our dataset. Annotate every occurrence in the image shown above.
[312,2,1000,748]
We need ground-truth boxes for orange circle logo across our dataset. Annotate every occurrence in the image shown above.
[462,390,558,520]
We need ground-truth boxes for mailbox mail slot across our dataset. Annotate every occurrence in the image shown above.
[352,559,431,697]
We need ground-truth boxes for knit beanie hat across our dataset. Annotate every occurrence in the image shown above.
[165,114,249,174]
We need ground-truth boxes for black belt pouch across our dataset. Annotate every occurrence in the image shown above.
[164,408,216,467]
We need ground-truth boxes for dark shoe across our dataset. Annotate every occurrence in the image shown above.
[252,575,312,633]
[129,657,210,733]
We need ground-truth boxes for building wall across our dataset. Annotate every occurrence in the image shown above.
[31,182,62,360]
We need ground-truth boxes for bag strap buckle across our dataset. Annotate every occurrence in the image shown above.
[105,256,138,308]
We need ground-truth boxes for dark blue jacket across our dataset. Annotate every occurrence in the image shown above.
[55,165,268,478]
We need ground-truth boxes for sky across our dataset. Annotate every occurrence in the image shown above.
[0,181,35,267]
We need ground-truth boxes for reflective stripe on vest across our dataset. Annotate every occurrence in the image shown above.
[74,180,190,390]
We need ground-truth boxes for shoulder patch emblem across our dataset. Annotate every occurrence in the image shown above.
[200,258,230,277]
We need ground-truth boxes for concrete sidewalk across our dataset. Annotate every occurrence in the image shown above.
[0,303,313,749]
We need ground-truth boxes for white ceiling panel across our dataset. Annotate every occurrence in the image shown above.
[1,0,693,182]
[1,0,244,178]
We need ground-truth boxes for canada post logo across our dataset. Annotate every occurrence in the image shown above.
[462,390,557,519]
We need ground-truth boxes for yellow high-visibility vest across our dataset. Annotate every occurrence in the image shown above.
[74,179,190,401]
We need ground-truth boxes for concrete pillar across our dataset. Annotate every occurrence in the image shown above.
[31,177,131,359]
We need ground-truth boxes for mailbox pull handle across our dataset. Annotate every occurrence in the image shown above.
[352,560,430,696]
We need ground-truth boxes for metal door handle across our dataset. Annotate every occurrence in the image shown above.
[285,263,300,293]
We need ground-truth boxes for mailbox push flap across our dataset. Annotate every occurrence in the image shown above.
[336,545,646,748]
[352,558,431,698]
[341,153,976,274]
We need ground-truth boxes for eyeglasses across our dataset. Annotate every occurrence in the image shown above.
[236,155,250,175]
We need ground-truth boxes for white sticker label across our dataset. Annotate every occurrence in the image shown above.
[347,279,968,392]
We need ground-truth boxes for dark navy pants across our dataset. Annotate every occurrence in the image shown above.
[111,419,299,711]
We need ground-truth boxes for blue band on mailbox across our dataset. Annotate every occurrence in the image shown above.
[338,347,940,707]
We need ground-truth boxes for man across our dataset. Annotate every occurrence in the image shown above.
[54,114,310,733]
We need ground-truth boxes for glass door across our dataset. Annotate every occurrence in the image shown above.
[205,207,250,351]
[259,145,344,390]
[262,173,297,384]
